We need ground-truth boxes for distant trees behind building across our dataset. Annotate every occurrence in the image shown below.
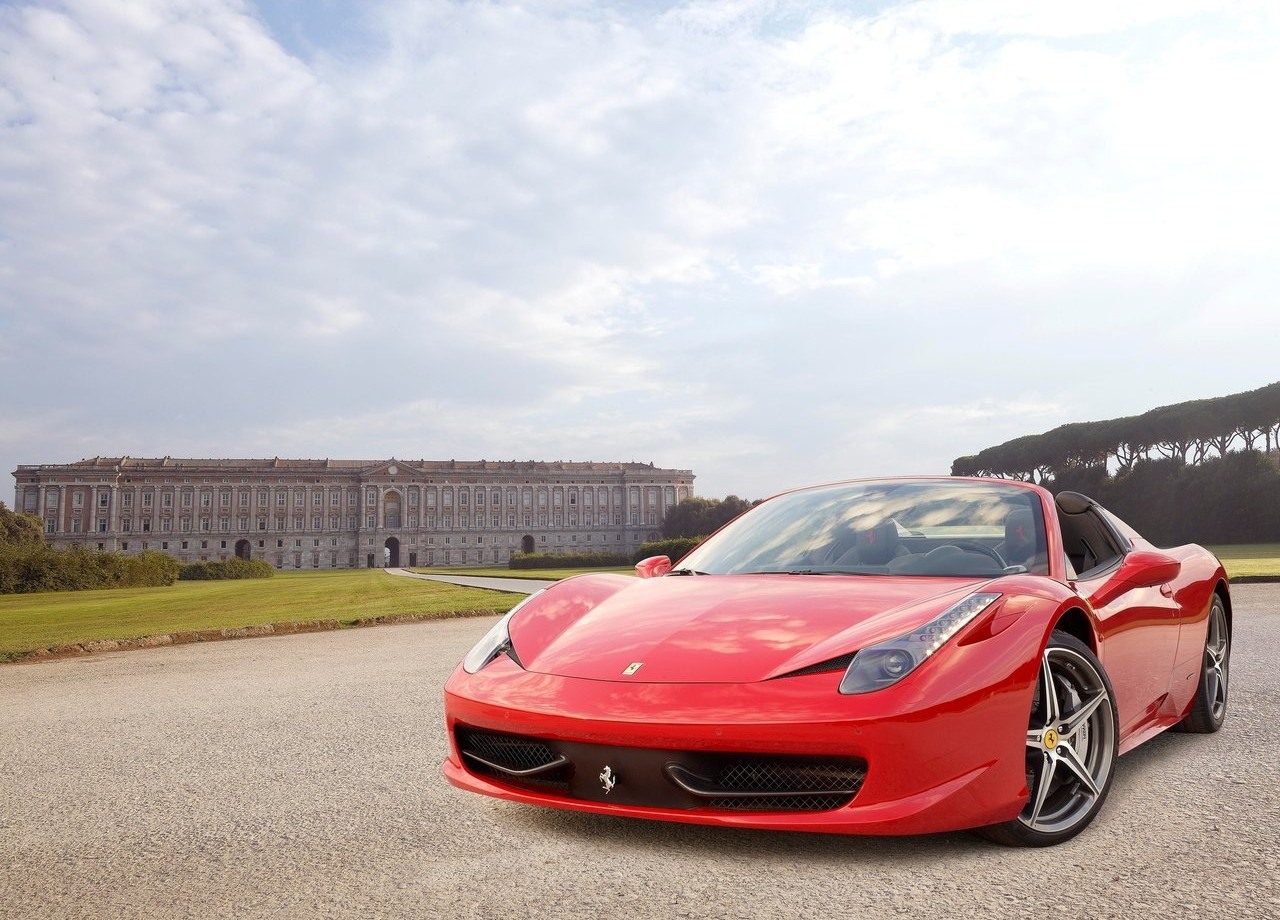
[952,381,1280,546]
[661,495,758,538]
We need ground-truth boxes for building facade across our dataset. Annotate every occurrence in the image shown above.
[11,457,696,569]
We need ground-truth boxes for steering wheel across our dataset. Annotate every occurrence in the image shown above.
[949,541,1008,570]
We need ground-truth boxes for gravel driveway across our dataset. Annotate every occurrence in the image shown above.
[2,585,1277,920]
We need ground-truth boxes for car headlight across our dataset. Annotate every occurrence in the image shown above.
[462,590,542,674]
[839,593,1001,694]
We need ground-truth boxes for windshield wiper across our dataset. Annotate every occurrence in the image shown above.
[667,568,709,576]
[742,568,836,575]
[743,568,882,576]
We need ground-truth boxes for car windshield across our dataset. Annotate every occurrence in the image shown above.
[674,479,1048,578]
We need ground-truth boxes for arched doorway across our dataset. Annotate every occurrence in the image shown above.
[234,539,251,560]
[384,536,400,567]
[521,535,535,554]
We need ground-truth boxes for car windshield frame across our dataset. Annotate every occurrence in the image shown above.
[673,479,1049,578]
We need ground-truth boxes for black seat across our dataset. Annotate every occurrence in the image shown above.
[1000,507,1045,572]
[850,520,901,565]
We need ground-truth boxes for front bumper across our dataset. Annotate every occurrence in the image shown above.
[442,625,1042,836]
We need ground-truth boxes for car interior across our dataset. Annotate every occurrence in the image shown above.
[802,492,1135,580]
[1053,491,1127,580]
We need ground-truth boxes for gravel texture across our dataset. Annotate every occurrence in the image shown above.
[1,585,1277,920]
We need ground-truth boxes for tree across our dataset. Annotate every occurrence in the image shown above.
[0,502,45,547]
[662,495,756,538]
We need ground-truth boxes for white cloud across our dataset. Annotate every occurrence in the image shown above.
[3,0,1279,498]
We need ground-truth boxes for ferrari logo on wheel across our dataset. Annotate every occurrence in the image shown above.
[1043,729,1059,750]
[599,766,618,794]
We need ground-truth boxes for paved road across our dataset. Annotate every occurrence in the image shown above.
[385,567,553,594]
[2,586,1278,920]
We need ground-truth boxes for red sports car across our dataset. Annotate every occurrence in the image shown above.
[441,477,1230,846]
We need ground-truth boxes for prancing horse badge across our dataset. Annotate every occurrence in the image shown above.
[599,765,617,794]
[622,662,643,675]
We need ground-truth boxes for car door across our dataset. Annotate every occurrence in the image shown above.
[1059,501,1181,737]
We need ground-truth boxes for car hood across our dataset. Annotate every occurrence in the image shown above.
[509,574,991,683]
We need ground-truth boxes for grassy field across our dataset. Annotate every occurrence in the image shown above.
[0,570,522,659]
[411,566,635,580]
[1206,545,1280,579]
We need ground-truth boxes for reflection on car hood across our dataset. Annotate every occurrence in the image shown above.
[510,574,990,683]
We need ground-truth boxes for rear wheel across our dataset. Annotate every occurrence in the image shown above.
[1172,594,1230,733]
[977,631,1118,847]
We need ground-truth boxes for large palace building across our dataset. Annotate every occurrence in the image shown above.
[11,457,696,569]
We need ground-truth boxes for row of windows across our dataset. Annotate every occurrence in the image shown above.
[47,510,661,534]
[32,484,684,511]
[82,529,661,559]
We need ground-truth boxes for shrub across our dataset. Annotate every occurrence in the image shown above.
[178,557,275,580]
[633,537,702,565]
[0,545,179,594]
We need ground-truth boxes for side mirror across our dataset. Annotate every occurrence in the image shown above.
[1089,550,1181,607]
[635,555,672,579]
[1117,549,1181,589]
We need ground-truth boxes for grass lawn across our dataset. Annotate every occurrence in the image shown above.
[0,570,522,659]
[1206,544,1280,579]
[412,566,635,580]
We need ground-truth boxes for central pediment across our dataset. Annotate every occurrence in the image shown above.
[362,458,426,479]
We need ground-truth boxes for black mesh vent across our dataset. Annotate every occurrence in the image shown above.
[455,727,571,791]
[705,760,865,811]
[778,652,856,679]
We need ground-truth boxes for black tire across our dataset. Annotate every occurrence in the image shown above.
[1172,594,1230,734]
[976,630,1119,847]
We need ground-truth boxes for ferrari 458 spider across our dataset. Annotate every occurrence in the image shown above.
[442,477,1230,846]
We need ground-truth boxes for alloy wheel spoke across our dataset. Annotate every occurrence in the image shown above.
[1027,750,1056,825]
[1040,651,1061,725]
[1060,687,1108,740]
[1053,741,1101,798]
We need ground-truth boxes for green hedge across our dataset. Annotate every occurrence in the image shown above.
[633,537,702,564]
[178,557,275,580]
[0,547,180,594]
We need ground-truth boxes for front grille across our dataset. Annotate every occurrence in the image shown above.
[695,760,865,811]
[454,724,865,813]
[455,727,571,791]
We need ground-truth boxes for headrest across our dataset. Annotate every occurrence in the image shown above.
[1004,508,1037,564]
[855,520,899,565]
[1055,491,1094,515]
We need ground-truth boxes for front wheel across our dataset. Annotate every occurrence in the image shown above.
[977,631,1119,847]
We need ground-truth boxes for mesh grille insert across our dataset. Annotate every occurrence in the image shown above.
[704,760,865,811]
[455,727,571,791]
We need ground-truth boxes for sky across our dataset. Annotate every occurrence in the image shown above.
[2,0,1278,501]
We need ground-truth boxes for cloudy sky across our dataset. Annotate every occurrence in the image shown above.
[2,0,1278,500]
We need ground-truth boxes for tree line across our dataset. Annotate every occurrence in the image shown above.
[952,380,1280,483]
[952,381,1280,546]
